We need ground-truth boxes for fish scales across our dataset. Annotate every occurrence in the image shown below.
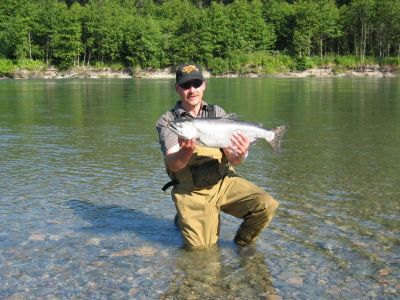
[192,118,274,147]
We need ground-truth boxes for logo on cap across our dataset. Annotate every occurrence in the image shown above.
[182,65,199,74]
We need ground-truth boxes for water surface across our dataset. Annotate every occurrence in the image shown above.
[0,78,399,299]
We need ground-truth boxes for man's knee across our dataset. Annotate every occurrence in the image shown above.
[257,192,279,217]
[265,194,279,214]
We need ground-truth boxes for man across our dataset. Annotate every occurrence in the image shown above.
[156,63,278,248]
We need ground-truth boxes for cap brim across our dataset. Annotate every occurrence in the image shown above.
[177,74,204,85]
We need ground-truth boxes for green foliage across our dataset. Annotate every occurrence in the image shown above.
[51,2,82,69]
[0,0,399,73]
[123,15,164,68]
[333,55,362,69]
[207,57,230,75]
[294,56,315,71]
[16,59,46,71]
[0,58,14,76]
[0,58,45,76]
[381,57,400,67]
[108,62,124,71]
[263,0,294,51]
[261,53,295,73]
[292,0,342,57]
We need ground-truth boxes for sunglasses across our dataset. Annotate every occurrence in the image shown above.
[179,79,203,90]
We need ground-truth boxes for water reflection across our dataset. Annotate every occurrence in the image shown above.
[161,245,277,299]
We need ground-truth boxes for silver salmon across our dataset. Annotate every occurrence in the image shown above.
[169,117,287,153]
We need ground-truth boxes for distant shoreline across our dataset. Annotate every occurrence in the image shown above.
[1,66,398,80]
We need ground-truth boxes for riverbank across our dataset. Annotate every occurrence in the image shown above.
[1,65,398,79]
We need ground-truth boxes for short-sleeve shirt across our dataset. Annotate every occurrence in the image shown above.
[156,101,226,156]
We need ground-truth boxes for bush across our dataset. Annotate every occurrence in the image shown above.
[226,51,295,74]
[16,59,46,71]
[333,55,358,69]
[109,62,125,71]
[294,56,315,71]
[263,53,295,74]
[207,57,230,75]
[227,51,250,74]
[381,57,400,66]
[0,58,14,76]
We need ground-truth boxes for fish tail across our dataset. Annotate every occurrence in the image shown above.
[268,125,287,154]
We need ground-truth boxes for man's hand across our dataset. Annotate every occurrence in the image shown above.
[224,131,250,165]
[165,138,196,172]
[178,137,196,155]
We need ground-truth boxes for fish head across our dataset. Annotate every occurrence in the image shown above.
[169,119,198,140]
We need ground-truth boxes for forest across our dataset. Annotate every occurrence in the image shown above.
[1,0,400,75]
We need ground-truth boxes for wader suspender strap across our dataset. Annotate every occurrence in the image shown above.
[207,105,216,118]
[162,104,217,192]
[162,179,178,192]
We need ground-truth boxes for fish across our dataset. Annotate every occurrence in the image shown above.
[169,117,287,153]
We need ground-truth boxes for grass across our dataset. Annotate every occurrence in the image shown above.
[0,58,15,76]
[1,55,399,77]
[0,58,47,77]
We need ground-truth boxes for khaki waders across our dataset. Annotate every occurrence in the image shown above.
[168,145,279,248]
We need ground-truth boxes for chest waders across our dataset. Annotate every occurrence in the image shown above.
[161,104,221,192]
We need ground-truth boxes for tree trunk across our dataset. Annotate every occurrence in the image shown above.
[28,32,32,60]
[46,39,49,64]
[320,38,323,59]
[361,22,365,62]
[83,44,86,66]
[398,44,400,60]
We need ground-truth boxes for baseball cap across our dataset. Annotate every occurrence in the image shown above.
[176,63,204,85]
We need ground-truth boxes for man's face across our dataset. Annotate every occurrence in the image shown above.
[175,79,205,108]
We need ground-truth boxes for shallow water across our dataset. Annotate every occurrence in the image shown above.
[0,78,399,299]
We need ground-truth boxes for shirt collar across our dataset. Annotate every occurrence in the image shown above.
[173,101,209,118]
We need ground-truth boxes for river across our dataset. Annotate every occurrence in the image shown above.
[0,78,399,299]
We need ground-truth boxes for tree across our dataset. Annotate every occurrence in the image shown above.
[342,0,376,61]
[375,0,400,59]
[51,3,83,68]
[292,0,320,57]
[313,0,342,58]
[32,0,66,64]
[156,0,204,64]
[262,0,294,53]
[123,15,164,68]
[0,0,39,59]
[83,0,126,64]
[292,0,342,58]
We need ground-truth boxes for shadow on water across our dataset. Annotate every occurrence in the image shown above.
[66,199,182,247]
